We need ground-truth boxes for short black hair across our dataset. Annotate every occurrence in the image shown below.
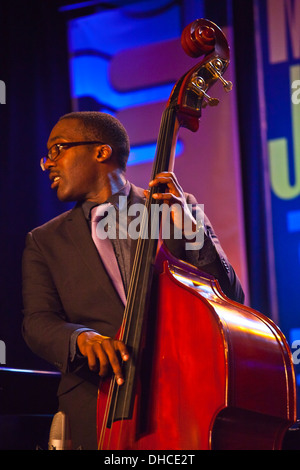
[59,111,130,171]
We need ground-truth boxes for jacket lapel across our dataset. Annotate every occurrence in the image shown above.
[64,203,123,306]
[62,184,147,304]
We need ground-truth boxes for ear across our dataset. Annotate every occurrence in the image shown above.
[96,144,112,162]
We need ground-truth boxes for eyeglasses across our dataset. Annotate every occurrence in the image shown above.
[40,141,105,171]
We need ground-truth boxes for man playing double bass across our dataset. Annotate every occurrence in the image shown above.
[22,111,244,450]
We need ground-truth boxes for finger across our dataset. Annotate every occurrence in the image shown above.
[149,175,181,196]
[106,345,124,385]
[86,342,101,372]
[151,171,174,180]
[146,185,177,204]
[149,171,176,184]
[115,340,130,362]
[149,176,173,187]
[101,340,125,385]
[149,180,177,197]
[96,345,111,378]
[152,192,180,201]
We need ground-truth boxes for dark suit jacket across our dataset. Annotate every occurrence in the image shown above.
[22,183,244,446]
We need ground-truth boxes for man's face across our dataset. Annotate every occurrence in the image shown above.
[45,118,103,202]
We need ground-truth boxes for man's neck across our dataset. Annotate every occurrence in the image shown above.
[106,168,127,196]
[86,168,127,204]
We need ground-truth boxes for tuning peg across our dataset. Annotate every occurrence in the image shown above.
[201,95,219,107]
[191,77,220,107]
[217,73,233,92]
[207,59,233,92]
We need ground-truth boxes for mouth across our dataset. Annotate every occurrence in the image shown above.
[50,174,61,189]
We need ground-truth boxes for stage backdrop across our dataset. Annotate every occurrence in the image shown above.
[254,0,300,387]
[65,0,249,300]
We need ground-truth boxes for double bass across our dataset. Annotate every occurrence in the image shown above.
[97,19,297,450]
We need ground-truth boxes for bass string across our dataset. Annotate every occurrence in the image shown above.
[98,376,117,449]
[115,108,172,357]
[98,194,153,448]
[99,107,177,447]
[113,108,175,423]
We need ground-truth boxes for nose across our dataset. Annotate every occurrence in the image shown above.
[43,157,56,171]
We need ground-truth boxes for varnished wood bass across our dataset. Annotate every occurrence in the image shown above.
[96,19,297,450]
